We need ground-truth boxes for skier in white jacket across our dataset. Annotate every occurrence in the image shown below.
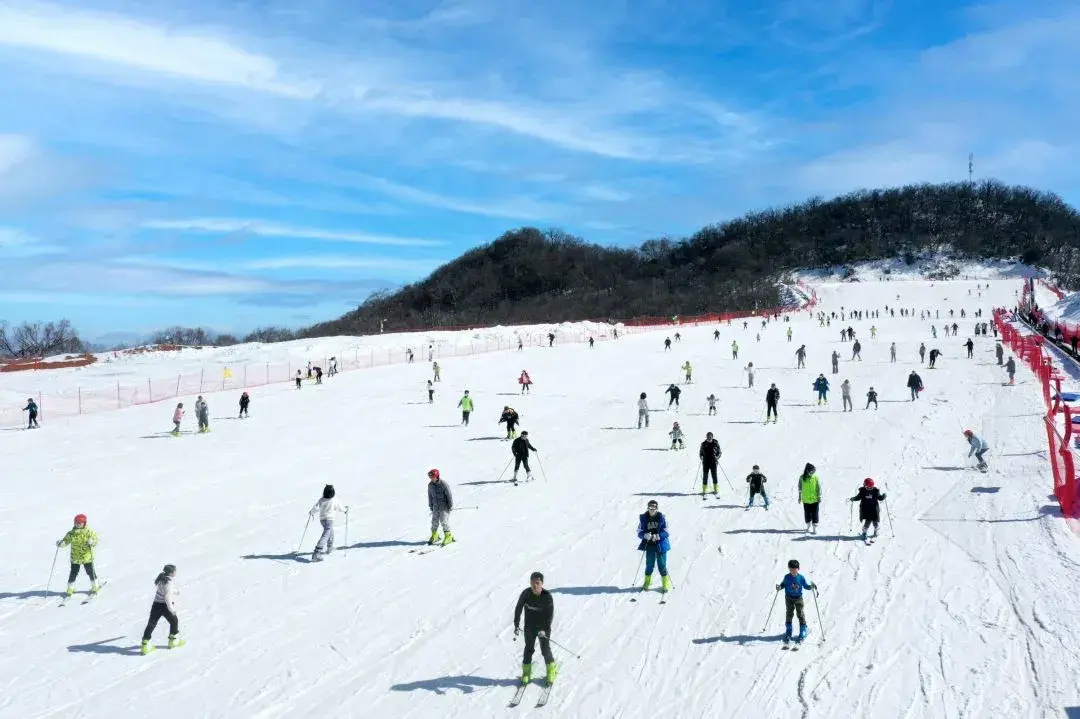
[141,564,182,654]
[637,392,650,428]
[309,484,349,560]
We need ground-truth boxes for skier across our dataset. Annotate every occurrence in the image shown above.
[787,326,793,342]
[746,464,769,509]
[665,383,681,408]
[890,343,896,363]
[682,361,693,384]
[865,386,878,410]
[870,326,877,339]
[457,390,474,426]
[813,374,830,405]
[637,392,650,428]
[669,422,685,450]
[499,406,521,439]
[57,514,99,597]
[850,478,886,543]
[22,397,39,428]
[674,332,681,342]
[314,366,323,384]
[796,345,807,369]
[706,393,718,416]
[295,370,302,389]
[995,342,1004,366]
[664,337,672,351]
[547,332,555,347]
[195,395,209,433]
[511,431,538,483]
[745,362,755,388]
[852,339,862,361]
[732,340,739,360]
[907,371,923,401]
[513,572,556,687]
[433,361,441,382]
[309,484,349,560]
[519,370,532,394]
[329,357,338,376]
[239,391,250,418]
[765,383,780,423]
[840,379,852,412]
[699,432,721,496]
[426,469,454,545]
[830,350,839,375]
[919,342,926,364]
[427,380,435,403]
[713,329,720,341]
[171,402,184,435]
[963,430,990,471]
[964,338,974,359]
[776,559,817,645]
[798,463,821,534]
[140,564,183,655]
[1005,356,1016,384]
[588,337,594,348]
[636,499,672,593]
[928,348,941,369]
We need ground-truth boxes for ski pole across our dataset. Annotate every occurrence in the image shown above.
[344,511,349,556]
[295,516,311,554]
[848,501,853,532]
[883,498,894,537]
[542,633,581,659]
[812,588,826,642]
[536,454,548,482]
[631,551,644,587]
[719,464,736,493]
[495,459,513,483]
[455,506,480,510]
[44,545,60,602]
[762,588,780,632]
[689,460,702,492]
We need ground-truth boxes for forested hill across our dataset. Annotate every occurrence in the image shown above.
[301,181,1080,336]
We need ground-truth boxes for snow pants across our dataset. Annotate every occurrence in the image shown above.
[708,405,717,415]
[428,390,434,403]
[430,510,451,535]
[68,562,97,584]
[461,410,471,425]
[198,410,209,431]
[27,411,38,428]
[638,409,649,428]
[315,519,335,554]
[842,396,852,411]
[910,387,919,401]
[239,403,249,418]
[766,402,778,420]
[748,374,755,388]
[522,626,554,664]
[973,448,988,466]
[643,545,668,577]
[668,396,679,408]
[802,502,820,525]
[295,377,302,389]
[702,463,718,486]
[784,596,807,627]
[142,601,179,641]
[797,357,805,368]
[748,486,768,507]
[816,389,828,402]
[514,456,531,475]
[861,520,880,534]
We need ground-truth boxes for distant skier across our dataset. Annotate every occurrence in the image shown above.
[511,431,538,483]
[519,370,532,394]
[57,513,99,597]
[547,332,555,347]
[314,366,323,384]
[928,348,941,369]
[745,362,755,388]
[669,422,685,450]
[499,406,521,439]
[22,397,39,428]
[433,361,441,382]
[195,395,209,433]
[830,350,839,374]
[775,559,817,645]
[638,392,650,428]
[588,337,594,348]
[706,393,718,416]
[513,572,556,687]
[664,337,672,351]
[713,329,720,341]
[907,371,924,401]
[865,386,878,410]
[787,326,793,342]
[798,463,821,534]
[995,342,1004,366]
[171,402,184,435]
[889,343,896,363]
[840,379,852,412]
[309,484,348,560]
[140,564,182,655]
[850,478,886,542]
[682,361,693,383]
[813,374,829,405]
[295,370,302,389]
[699,432,721,495]
[457,390,474,426]
[1004,356,1016,385]
[732,340,739,360]
[637,499,672,593]
[674,332,681,342]
[747,464,769,509]
[852,340,862,361]
[919,342,926,364]
[239,391,250,418]
[427,380,434,403]
[963,430,989,471]
[870,326,877,339]
[426,468,454,545]
[665,383,681,408]
[796,345,807,369]
[964,338,974,359]
[765,383,780,423]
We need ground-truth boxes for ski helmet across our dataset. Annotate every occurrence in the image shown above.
[963,429,973,437]
[788,559,800,569]
[74,514,87,525]
[863,478,874,488]
[520,431,528,437]
[427,468,440,480]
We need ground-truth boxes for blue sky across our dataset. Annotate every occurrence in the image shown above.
[0,0,1077,341]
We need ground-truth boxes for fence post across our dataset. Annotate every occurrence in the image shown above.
[148,378,152,403]
[266,364,269,385]
[38,391,43,420]
[78,387,82,415]
[117,382,121,409]
[175,375,181,397]
[200,369,204,392]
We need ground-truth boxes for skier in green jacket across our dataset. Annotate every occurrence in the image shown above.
[457,391,474,426]
[57,513,100,596]
[798,464,821,534]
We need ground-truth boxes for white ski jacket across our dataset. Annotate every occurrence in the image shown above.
[154,577,177,612]
[310,498,348,520]
[638,398,649,412]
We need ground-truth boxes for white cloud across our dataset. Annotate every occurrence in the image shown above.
[245,255,447,273]
[578,184,632,202]
[794,140,964,194]
[0,134,36,174]
[0,226,63,256]
[0,1,317,98]
[142,218,445,247]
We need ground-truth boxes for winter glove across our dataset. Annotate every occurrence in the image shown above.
[85,539,96,547]
[538,630,547,638]
[811,583,819,591]
[56,539,63,547]
[514,627,521,637]
[775,584,782,591]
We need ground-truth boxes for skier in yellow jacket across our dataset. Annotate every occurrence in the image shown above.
[57,513,99,596]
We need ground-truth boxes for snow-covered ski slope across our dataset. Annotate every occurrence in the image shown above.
[3,278,1080,719]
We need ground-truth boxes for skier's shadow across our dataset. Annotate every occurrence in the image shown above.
[792,535,859,542]
[725,528,804,535]
[924,466,965,471]
[549,585,637,596]
[601,427,636,430]
[240,552,305,562]
[423,425,461,428]
[466,436,503,441]
[461,479,510,486]
[970,486,1000,494]
[390,675,519,694]
[692,633,786,646]
[67,636,142,656]
[631,492,697,497]
[0,589,55,600]
[703,504,749,510]
[347,540,428,549]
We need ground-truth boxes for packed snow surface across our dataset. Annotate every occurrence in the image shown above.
[3,279,1080,719]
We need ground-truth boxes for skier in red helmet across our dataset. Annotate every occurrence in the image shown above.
[849,478,886,544]
[56,513,100,598]
[427,469,454,546]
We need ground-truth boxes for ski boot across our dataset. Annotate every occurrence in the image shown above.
[784,622,793,645]
[441,532,454,546]
[526,472,532,481]
[168,634,185,649]
[511,474,518,484]
[661,576,672,592]
[428,531,440,546]
[797,625,809,643]
[311,549,324,562]
[642,574,653,591]
[66,584,75,598]
[545,662,558,686]
[520,663,532,685]
[89,581,100,595]
[141,639,154,655]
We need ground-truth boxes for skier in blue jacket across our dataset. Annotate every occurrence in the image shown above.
[637,500,672,593]
[776,559,817,644]
[963,430,989,471]
[812,375,830,405]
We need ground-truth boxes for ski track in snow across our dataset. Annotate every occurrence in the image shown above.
[2,278,1080,718]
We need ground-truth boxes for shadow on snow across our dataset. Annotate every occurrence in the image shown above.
[390,675,519,694]
[67,636,143,656]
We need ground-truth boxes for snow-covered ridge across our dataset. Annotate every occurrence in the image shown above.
[795,256,1046,283]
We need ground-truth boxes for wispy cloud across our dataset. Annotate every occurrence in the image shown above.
[142,218,445,247]
[245,255,448,273]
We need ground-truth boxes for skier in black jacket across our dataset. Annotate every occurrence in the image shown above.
[850,478,886,541]
[746,464,769,509]
[511,431,538,483]
[699,432,721,496]
[928,348,941,368]
[907,371,923,401]
[499,406,520,440]
[514,571,556,687]
[765,384,780,422]
[665,384,681,408]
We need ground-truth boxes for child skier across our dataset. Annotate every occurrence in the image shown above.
[1005,356,1016,384]
[706,393,718,416]
[963,430,990,471]
[433,361,441,382]
[682,361,693,383]
[765,384,780,422]
[745,362,755,388]
[636,500,672,593]
[513,572,556,687]
[865,387,878,410]
[813,374,830,405]
[195,395,209,433]
[23,397,39,428]
[775,559,817,645]
[637,392,650,428]
[239,391,250,418]
[665,383,681,408]
[427,469,454,545]
[669,422,685,450]
[840,380,852,412]
[747,465,769,509]
[519,370,532,394]
[850,478,886,543]
[141,564,183,655]
[171,402,184,435]
[56,514,99,597]
[309,484,349,560]
[798,463,821,534]
[457,390,473,425]
[427,380,435,403]
[499,406,521,439]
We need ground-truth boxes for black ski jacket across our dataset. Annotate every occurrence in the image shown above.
[851,486,885,522]
[699,439,721,465]
[511,436,537,458]
[746,472,766,492]
[766,387,780,405]
[514,588,554,632]
[666,385,681,399]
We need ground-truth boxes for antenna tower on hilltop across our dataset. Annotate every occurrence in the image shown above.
[968,153,974,185]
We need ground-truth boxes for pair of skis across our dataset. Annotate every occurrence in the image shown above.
[59,580,108,606]
[509,682,553,708]
[629,587,669,605]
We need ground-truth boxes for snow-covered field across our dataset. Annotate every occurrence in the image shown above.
[3,278,1080,719]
